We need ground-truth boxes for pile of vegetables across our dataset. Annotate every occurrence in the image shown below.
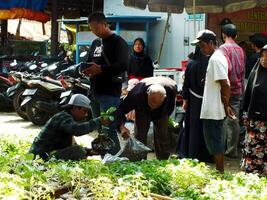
[1,133,267,200]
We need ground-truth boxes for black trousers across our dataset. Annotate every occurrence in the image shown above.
[54,145,87,160]
[135,110,171,160]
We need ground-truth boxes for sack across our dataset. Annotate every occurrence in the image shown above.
[117,136,151,161]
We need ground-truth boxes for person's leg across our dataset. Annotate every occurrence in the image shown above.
[134,110,150,145]
[134,110,151,160]
[214,153,224,172]
[90,94,101,118]
[96,95,121,155]
[55,145,87,160]
[224,96,241,157]
[203,119,225,173]
[153,114,171,160]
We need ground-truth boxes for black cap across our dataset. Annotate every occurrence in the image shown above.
[221,24,237,38]
[219,18,232,26]
[249,33,267,49]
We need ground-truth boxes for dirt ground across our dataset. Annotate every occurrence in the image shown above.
[0,111,242,173]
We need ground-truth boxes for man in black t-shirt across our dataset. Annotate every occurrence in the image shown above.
[116,77,177,160]
[83,12,129,155]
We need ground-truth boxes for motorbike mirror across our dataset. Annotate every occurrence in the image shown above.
[80,51,87,58]
[29,64,37,70]
[41,63,48,68]
[33,51,39,57]
[48,64,57,71]
[58,51,64,58]
[10,59,17,67]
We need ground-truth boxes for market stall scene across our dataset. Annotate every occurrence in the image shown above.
[0,0,267,199]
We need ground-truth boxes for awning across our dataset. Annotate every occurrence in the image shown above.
[123,0,267,14]
[0,0,49,23]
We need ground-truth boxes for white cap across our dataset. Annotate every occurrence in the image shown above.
[191,29,216,45]
[127,78,139,91]
[67,94,91,109]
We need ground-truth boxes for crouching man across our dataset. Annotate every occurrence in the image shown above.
[116,77,177,160]
[28,94,110,161]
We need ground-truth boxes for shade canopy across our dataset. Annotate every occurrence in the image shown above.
[123,0,267,14]
[0,0,49,22]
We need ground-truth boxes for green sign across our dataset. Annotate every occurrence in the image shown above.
[188,14,204,21]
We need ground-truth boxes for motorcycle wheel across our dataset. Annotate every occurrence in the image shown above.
[25,98,50,126]
[13,88,28,120]
[0,82,10,93]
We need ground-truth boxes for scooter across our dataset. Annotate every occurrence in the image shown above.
[21,76,65,125]
[7,72,41,119]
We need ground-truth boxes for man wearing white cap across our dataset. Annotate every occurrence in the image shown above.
[28,94,110,161]
[193,30,235,173]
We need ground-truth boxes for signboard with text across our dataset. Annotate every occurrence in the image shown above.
[207,7,267,43]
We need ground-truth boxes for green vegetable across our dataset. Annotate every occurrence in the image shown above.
[0,133,267,199]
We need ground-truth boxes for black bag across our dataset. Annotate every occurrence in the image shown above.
[117,136,151,161]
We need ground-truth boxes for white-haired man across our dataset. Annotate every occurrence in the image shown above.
[115,76,177,160]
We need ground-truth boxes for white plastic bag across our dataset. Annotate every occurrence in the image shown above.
[102,153,129,164]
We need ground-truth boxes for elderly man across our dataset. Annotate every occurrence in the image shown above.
[193,30,235,173]
[115,76,177,160]
[28,94,109,161]
[82,12,129,155]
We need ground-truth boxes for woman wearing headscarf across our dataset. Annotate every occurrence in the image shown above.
[241,44,267,175]
[127,38,153,80]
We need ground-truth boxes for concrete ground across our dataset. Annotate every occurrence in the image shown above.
[0,111,242,173]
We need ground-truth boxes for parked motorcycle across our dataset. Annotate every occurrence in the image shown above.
[21,76,65,125]
[7,72,41,119]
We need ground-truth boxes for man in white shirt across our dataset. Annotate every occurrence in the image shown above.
[192,30,235,173]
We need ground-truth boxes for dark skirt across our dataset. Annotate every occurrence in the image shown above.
[177,94,213,163]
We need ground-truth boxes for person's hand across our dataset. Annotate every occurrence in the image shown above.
[182,99,188,111]
[120,124,130,139]
[83,63,102,77]
[100,116,112,126]
[126,110,135,121]
[225,106,236,119]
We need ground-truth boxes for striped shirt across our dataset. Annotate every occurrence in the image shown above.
[219,42,245,96]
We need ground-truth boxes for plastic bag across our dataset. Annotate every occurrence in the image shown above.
[102,153,129,164]
[117,136,151,161]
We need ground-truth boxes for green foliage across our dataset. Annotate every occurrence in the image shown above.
[100,106,116,121]
[0,134,267,199]
[168,117,179,128]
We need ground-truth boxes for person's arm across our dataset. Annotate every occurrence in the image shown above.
[242,70,255,112]
[219,79,235,119]
[213,51,235,119]
[60,116,102,136]
[115,93,136,131]
[167,84,178,116]
[182,65,190,101]
[101,38,129,76]
[86,40,97,63]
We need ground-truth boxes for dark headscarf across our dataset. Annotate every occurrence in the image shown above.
[133,38,146,57]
